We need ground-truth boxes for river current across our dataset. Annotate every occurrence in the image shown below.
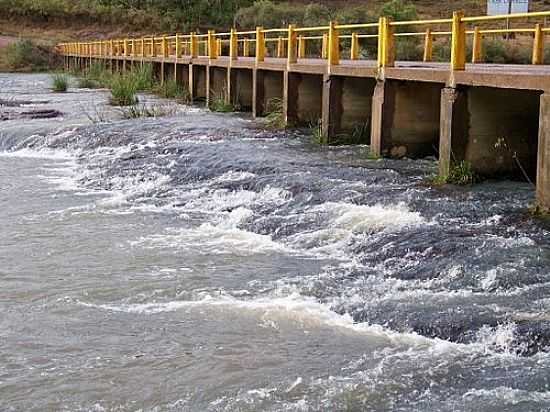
[1,73,550,411]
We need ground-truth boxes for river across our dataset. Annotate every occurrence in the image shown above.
[1,73,550,411]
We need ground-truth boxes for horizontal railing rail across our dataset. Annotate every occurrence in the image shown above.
[57,9,550,69]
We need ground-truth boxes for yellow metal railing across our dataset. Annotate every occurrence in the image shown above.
[58,9,550,70]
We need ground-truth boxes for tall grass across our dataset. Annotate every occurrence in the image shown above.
[152,78,189,102]
[109,74,138,106]
[51,73,68,92]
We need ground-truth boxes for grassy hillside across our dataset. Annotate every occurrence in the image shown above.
[2,0,549,41]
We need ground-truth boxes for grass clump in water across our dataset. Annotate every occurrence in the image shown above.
[153,79,190,102]
[310,119,327,145]
[264,98,285,129]
[209,90,234,112]
[132,64,154,91]
[50,73,68,92]
[77,77,99,89]
[431,160,478,186]
[109,74,138,106]
[121,103,177,119]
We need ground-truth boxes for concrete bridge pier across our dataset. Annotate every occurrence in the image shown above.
[370,79,442,158]
[175,63,189,93]
[189,64,207,103]
[322,75,375,144]
[538,94,550,210]
[253,69,284,118]
[230,68,253,111]
[284,72,323,127]
[207,66,229,108]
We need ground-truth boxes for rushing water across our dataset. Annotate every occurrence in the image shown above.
[1,73,550,412]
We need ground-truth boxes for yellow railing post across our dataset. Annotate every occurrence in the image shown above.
[533,23,544,65]
[175,34,181,58]
[124,39,129,57]
[230,28,238,60]
[256,27,265,63]
[328,20,340,65]
[322,33,328,59]
[190,32,198,58]
[288,24,297,64]
[377,17,394,68]
[162,36,168,58]
[472,26,482,64]
[110,40,114,57]
[423,28,433,62]
[217,38,222,56]
[450,10,466,70]
[298,35,306,59]
[350,32,359,60]
[208,30,218,59]
[277,36,284,58]
[244,37,250,57]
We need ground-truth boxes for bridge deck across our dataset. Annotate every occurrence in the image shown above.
[73,54,550,91]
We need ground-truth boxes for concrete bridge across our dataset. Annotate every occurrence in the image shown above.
[58,10,550,212]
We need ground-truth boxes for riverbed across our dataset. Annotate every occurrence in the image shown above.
[1,73,550,411]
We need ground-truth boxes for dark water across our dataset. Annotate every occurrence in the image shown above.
[1,73,550,412]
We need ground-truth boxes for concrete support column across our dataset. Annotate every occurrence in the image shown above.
[537,93,550,211]
[253,69,264,118]
[160,62,165,85]
[205,66,211,107]
[370,80,391,156]
[284,71,300,126]
[188,64,195,101]
[321,74,343,143]
[226,67,232,105]
[438,86,468,176]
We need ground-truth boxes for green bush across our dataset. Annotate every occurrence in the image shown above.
[2,39,51,71]
[109,74,138,106]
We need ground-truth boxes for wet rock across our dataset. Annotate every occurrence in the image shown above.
[20,109,63,119]
[390,145,407,158]
[515,320,550,356]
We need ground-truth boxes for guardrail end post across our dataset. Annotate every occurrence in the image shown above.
[451,10,466,70]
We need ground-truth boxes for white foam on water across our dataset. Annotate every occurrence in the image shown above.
[77,291,451,350]
[0,146,75,160]
[132,206,289,256]
[286,201,426,257]
[474,323,519,355]
[462,387,550,404]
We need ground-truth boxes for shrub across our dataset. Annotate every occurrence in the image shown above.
[109,74,138,106]
[51,73,68,92]
[2,39,52,71]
